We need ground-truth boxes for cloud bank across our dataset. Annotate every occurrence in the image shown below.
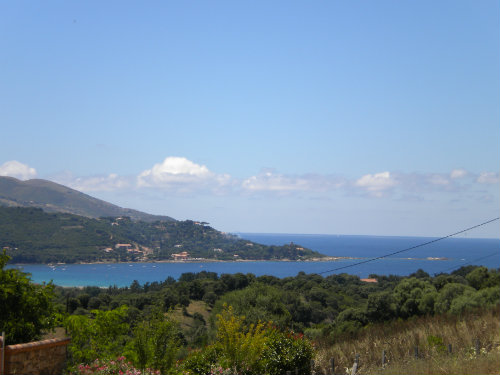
[3,158,498,204]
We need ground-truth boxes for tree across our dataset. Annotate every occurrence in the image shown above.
[466,267,494,290]
[434,283,475,314]
[0,250,56,344]
[392,277,437,318]
[129,309,181,374]
[365,291,395,322]
[65,305,130,364]
[213,283,292,328]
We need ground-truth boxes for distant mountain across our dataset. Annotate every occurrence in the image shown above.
[0,176,175,222]
[0,206,325,263]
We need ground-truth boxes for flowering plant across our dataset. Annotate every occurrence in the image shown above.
[209,365,233,375]
[72,356,161,375]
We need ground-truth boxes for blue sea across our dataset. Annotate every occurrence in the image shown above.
[8,234,500,287]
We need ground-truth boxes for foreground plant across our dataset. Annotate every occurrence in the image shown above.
[0,250,57,344]
[72,356,160,375]
[65,305,130,364]
[182,304,314,375]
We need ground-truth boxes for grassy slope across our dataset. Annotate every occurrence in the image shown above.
[314,306,500,375]
[167,301,212,331]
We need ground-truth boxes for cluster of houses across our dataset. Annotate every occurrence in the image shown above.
[101,241,242,261]
[103,243,151,259]
[171,251,190,260]
[102,243,195,261]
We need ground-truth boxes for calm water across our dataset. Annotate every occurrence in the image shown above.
[9,234,499,287]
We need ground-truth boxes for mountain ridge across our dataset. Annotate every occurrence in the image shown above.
[0,176,174,222]
[0,176,326,263]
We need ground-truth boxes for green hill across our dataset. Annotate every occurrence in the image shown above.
[0,206,324,263]
[0,176,174,222]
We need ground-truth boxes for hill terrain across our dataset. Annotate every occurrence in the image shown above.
[0,206,324,263]
[0,176,174,222]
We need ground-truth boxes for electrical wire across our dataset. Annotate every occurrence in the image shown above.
[438,251,500,274]
[317,217,499,275]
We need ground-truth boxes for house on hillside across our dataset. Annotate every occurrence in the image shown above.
[115,243,133,250]
[171,251,189,260]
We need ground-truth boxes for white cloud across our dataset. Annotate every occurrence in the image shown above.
[241,170,345,193]
[0,160,37,180]
[450,169,467,179]
[50,171,131,192]
[137,157,212,187]
[68,174,130,192]
[355,171,397,196]
[31,159,500,207]
[242,171,308,192]
[428,174,450,186]
[137,157,232,194]
[477,172,499,184]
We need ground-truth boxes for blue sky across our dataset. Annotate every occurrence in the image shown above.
[1,1,499,238]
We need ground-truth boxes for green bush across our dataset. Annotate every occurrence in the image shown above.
[260,329,314,375]
[0,250,56,343]
[127,310,181,374]
[65,305,130,365]
[182,305,314,375]
[181,346,220,375]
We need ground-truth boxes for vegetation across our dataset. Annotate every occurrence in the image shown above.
[0,206,323,263]
[0,250,57,343]
[182,305,314,375]
[314,306,500,375]
[72,357,161,375]
[57,266,500,374]
[2,248,498,374]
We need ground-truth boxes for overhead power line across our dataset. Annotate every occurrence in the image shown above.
[439,251,500,274]
[317,217,500,275]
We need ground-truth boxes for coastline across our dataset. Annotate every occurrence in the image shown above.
[12,256,353,266]
[11,256,452,267]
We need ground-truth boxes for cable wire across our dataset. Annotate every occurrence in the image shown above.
[438,251,500,274]
[317,217,499,275]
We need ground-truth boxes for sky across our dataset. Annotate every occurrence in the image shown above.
[1,1,499,238]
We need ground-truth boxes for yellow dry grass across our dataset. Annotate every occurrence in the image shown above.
[314,306,500,375]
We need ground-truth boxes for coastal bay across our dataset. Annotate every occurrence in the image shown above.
[10,234,499,287]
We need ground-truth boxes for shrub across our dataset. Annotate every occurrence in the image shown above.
[0,250,56,343]
[260,329,314,375]
[182,305,314,375]
[65,305,130,364]
[215,305,269,373]
[71,356,160,375]
[181,346,220,375]
[127,310,181,374]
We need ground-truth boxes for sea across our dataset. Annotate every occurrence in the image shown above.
[8,233,500,287]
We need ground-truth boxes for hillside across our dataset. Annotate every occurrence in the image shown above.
[0,206,325,263]
[0,176,174,222]
[52,266,500,375]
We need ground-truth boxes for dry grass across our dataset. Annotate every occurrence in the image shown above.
[167,300,211,331]
[314,306,500,375]
[370,351,500,375]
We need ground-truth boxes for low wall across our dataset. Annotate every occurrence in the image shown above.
[1,337,70,375]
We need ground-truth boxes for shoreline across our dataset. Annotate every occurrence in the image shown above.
[12,256,354,266]
[10,255,452,267]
